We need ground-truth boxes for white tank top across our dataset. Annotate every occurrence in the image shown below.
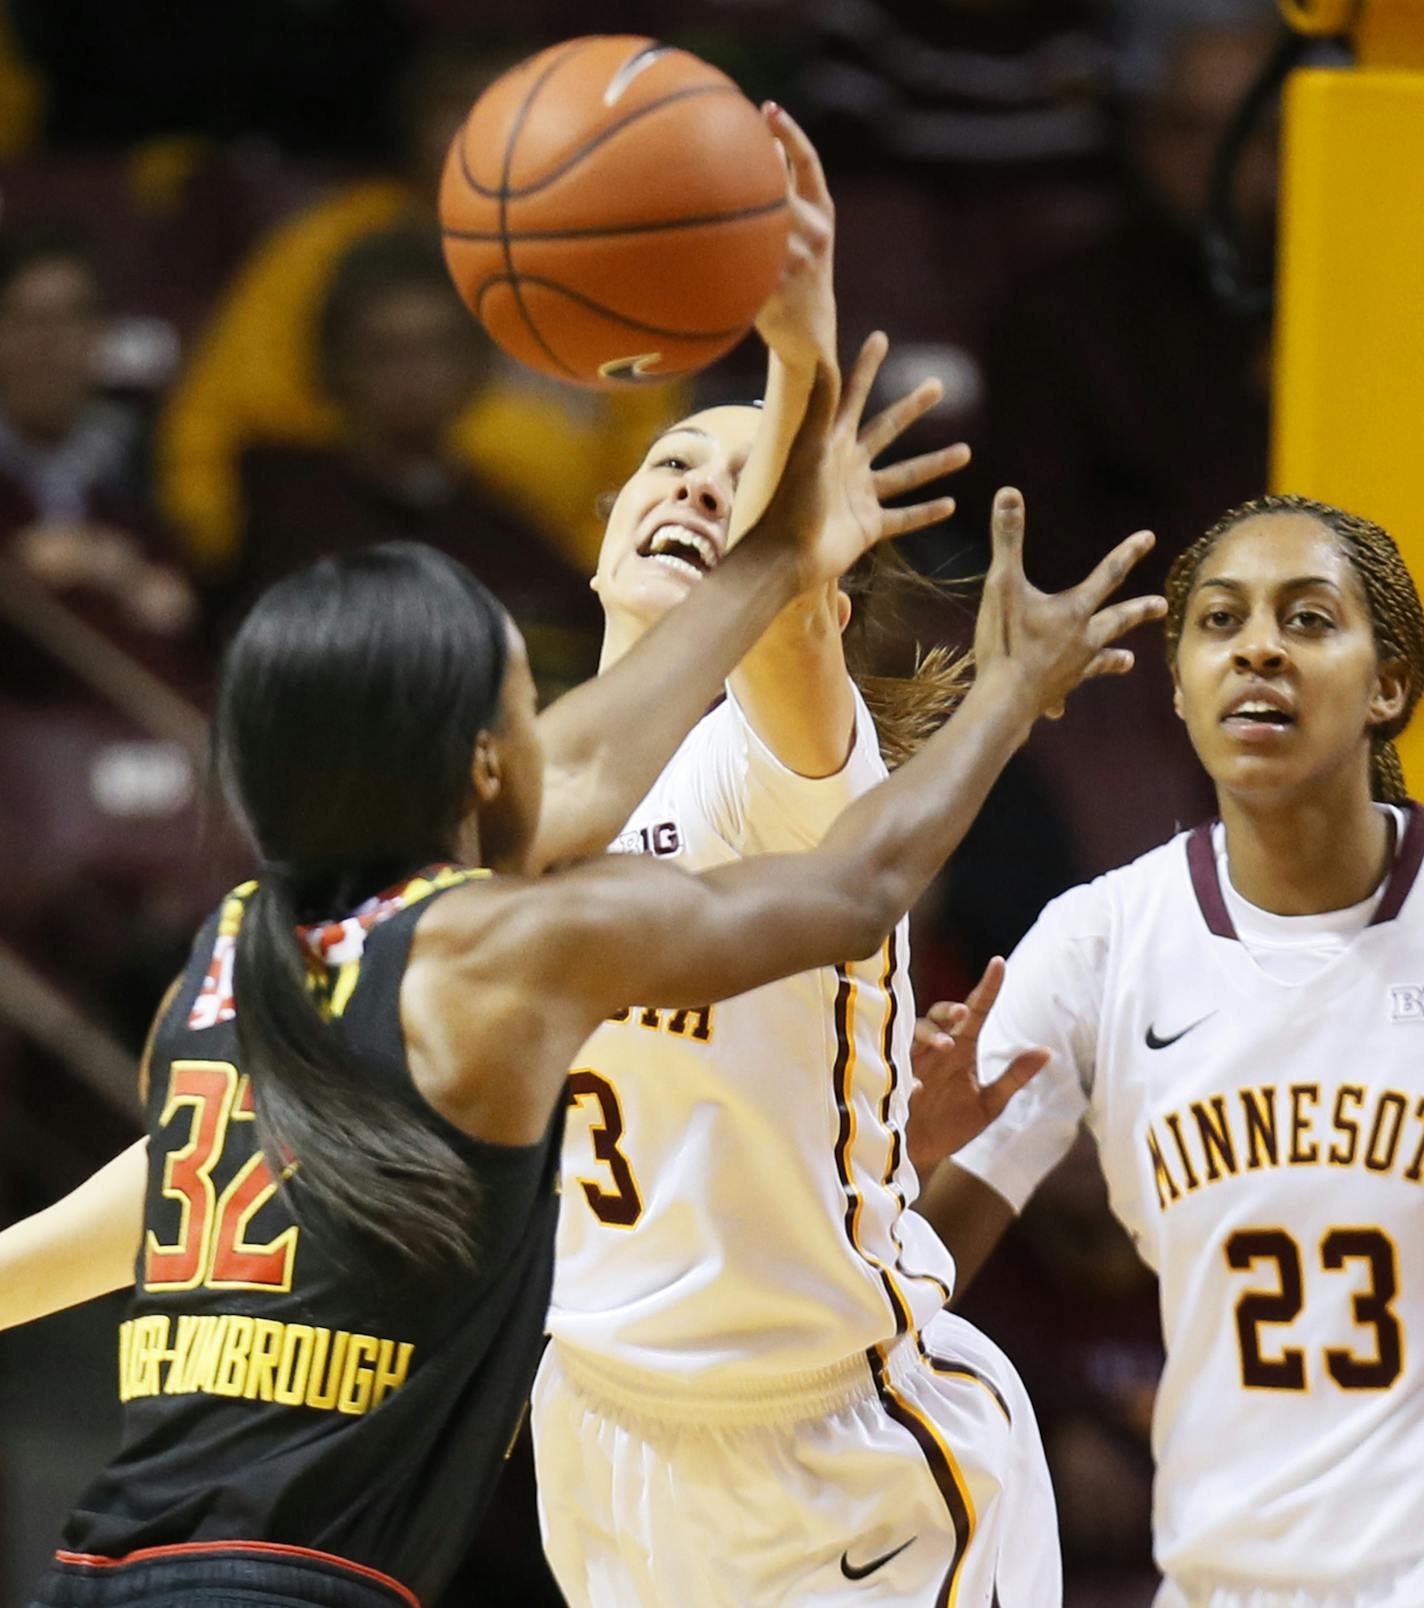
[955,807,1424,1590]
[547,685,956,1391]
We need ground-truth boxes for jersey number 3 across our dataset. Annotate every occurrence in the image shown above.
[1226,1226,1402,1391]
[144,1060,299,1293]
[567,1070,644,1228]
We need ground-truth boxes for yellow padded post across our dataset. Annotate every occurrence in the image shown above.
[1274,6,1424,783]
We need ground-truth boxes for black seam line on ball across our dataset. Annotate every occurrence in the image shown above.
[472,274,748,342]
[494,41,592,380]
[463,82,739,202]
[443,194,788,244]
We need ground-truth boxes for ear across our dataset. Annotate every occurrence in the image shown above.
[835,587,852,634]
[1369,657,1410,731]
[589,573,601,594]
[1171,667,1185,723]
[470,729,503,807]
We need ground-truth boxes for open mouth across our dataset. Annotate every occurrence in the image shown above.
[636,523,720,581]
[1222,700,1296,731]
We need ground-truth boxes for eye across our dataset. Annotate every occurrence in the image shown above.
[655,455,689,472]
[1198,607,1237,630]
[1288,606,1335,632]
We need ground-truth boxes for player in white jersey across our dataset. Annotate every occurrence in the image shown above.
[925,494,1424,1608]
[533,109,1091,1608]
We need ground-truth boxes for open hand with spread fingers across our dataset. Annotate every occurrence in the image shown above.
[973,487,1167,721]
[904,957,1050,1177]
[761,331,970,594]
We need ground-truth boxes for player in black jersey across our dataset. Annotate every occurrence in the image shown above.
[2,345,1162,1608]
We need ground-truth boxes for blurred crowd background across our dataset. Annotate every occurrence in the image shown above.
[0,0,1300,1602]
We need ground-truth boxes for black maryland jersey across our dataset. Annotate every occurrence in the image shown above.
[64,868,563,1604]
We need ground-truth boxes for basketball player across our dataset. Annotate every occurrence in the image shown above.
[532,109,1084,1607]
[2,337,1163,1608]
[925,496,1424,1608]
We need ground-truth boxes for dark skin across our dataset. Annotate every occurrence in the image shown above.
[920,510,1414,1295]
[402,470,1163,1148]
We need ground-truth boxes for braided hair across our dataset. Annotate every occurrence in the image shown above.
[1164,494,1424,803]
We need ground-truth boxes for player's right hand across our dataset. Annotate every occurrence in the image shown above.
[972,487,1166,720]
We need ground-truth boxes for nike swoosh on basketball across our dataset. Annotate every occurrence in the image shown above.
[1145,1012,1215,1050]
[840,1536,916,1581]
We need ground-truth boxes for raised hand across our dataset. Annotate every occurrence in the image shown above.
[756,103,836,371]
[903,958,1049,1177]
[973,488,1167,720]
[759,332,969,593]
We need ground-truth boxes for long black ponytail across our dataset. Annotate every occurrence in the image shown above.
[216,542,509,1264]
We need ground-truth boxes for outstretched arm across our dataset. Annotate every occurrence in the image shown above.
[418,489,1164,1144]
[529,338,961,870]
[0,1139,146,1330]
[727,106,969,778]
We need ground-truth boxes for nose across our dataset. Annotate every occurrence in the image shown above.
[675,467,728,519]
[1232,615,1287,674]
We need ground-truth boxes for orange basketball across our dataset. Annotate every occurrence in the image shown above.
[439,36,791,388]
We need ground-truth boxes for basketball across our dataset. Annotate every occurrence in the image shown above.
[438,36,791,388]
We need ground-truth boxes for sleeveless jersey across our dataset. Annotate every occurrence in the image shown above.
[954,807,1424,1591]
[547,686,956,1388]
[64,867,563,1605]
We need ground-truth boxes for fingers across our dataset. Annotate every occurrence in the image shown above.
[925,1000,961,1030]
[837,330,889,435]
[983,1048,1051,1118]
[988,487,1026,579]
[1080,647,1136,682]
[877,496,958,542]
[857,377,947,460]
[763,102,832,211]
[962,956,1006,1020]
[1088,592,1169,649]
[1074,529,1155,612]
[871,442,970,503]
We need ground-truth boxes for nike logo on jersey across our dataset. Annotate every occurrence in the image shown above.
[1145,1012,1215,1050]
[840,1536,916,1580]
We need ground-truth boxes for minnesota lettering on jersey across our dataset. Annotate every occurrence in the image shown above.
[608,1002,713,1042]
[119,1312,413,1417]
[1147,1079,1424,1210]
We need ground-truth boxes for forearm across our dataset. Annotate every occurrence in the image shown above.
[0,1139,146,1330]
[727,351,815,544]
[818,665,1038,932]
[532,536,805,867]
[917,1159,1016,1300]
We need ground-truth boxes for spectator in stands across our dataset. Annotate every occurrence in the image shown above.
[0,230,198,691]
[977,0,1281,874]
[236,227,599,696]
[156,37,679,581]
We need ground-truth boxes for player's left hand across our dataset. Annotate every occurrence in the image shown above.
[767,332,970,592]
[756,103,836,372]
[904,957,1049,1177]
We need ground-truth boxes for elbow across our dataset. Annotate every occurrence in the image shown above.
[841,877,902,961]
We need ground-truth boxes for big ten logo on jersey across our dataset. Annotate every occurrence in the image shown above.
[611,819,681,858]
[1389,983,1424,1020]
[607,1002,713,1042]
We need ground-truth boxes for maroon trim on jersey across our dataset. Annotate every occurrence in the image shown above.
[54,1541,420,1607]
[1370,801,1424,925]
[867,1345,971,1607]
[1189,802,1424,939]
[1186,822,1237,938]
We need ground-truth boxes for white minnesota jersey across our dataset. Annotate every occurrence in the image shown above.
[548,685,956,1388]
[954,807,1424,1592]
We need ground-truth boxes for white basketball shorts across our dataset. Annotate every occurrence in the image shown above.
[1155,1556,1424,1608]
[531,1309,1061,1607]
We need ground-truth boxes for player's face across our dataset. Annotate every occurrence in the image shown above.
[593,405,761,628]
[470,624,544,872]
[1173,512,1406,804]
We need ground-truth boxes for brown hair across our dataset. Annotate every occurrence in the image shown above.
[1164,493,1424,803]
[841,545,972,770]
